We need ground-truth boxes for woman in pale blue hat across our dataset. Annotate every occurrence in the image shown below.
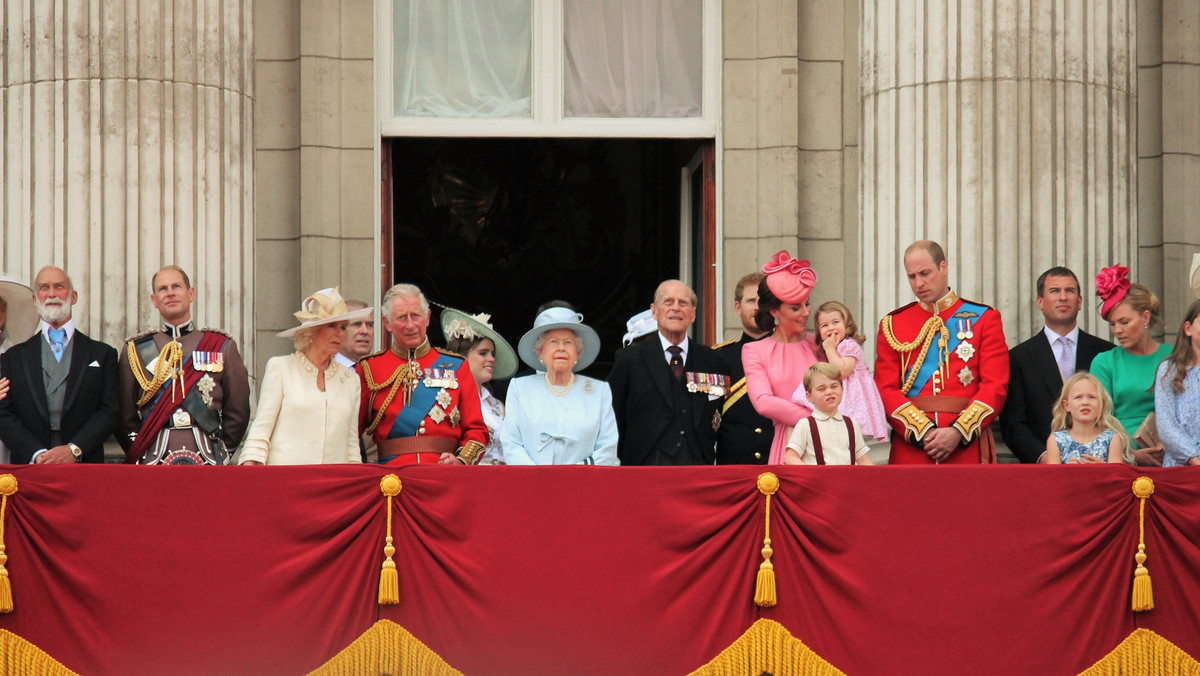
[441,308,517,465]
[500,306,619,465]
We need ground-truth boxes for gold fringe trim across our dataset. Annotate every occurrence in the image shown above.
[306,620,462,676]
[688,619,845,676]
[378,474,402,605]
[0,629,80,675]
[755,473,779,608]
[0,474,19,613]
[1130,477,1155,612]
[1079,628,1200,675]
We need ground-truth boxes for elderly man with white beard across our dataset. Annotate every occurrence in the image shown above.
[0,266,119,463]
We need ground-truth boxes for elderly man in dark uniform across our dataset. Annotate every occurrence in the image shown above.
[713,272,774,464]
[0,266,118,464]
[118,266,251,465]
[874,241,1010,464]
[358,283,488,465]
[609,279,729,466]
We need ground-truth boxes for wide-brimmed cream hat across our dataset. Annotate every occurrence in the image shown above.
[0,274,38,345]
[440,307,518,381]
[1191,253,1199,299]
[622,308,657,346]
[277,287,373,338]
[517,307,601,373]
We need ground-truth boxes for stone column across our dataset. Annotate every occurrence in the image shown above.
[0,0,254,357]
[860,0,1137,342]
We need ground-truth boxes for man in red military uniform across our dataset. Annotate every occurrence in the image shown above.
[874,241,1009,464]
[358,283,488,465]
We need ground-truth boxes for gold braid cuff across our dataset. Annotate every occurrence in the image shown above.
[891,402,934,443]
[951,401,994,443]
[456,441,486,466]
[880,315,949,395]
[128,339,184,407]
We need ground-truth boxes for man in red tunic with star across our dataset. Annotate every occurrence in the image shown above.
[357,283,488,465]
[874,241,1009,464]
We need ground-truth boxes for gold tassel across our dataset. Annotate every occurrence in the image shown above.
[755,473,780,608]
[1130,476,1155,612]
[0,474,19,613]
[378,474,402,606]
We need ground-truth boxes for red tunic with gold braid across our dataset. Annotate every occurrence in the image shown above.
[874,291,1009,464]
[356,339,488,465]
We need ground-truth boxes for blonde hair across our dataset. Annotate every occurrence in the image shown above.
[803,362,843,392]
[1051,373,1132,463]
[293,326,318,352]
[814,301,865,358]
[1112,283,1162,328]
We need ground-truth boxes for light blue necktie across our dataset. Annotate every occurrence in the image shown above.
[48,328,66,363]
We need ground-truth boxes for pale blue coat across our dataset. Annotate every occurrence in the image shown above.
[500,374,620,465]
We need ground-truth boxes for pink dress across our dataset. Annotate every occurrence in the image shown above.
[742,336,819,464]
[790,339,890,442]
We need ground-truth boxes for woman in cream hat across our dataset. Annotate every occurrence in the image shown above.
[0,275,38,463]
[499,306,619,465]
[239,287,372,466]
[441,307,517,464]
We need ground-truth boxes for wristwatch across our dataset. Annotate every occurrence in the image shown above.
[67,443,83,462]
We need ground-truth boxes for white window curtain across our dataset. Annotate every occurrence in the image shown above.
[563,0,702,118]
[393,0,532,118]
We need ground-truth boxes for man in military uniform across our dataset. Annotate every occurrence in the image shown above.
[357,283,488,465]
[118,266,251,465]
[713,272,774,464]
[874,241,1009,464]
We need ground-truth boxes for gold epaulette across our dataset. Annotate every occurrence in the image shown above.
[952,400,995,443]
[436,348,465,359]
[711,339,736,350]
[125,329,157,345]
[361,347,389,361]
[200,327,234,339]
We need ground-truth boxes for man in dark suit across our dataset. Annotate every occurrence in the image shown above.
[0,266,119,463]
[1000,266,1113,463]
[610,280,729,466]
[714,272,773,464]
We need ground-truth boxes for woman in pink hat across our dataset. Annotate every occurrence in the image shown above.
[1090,265,1171,466]
[741,251,821,464]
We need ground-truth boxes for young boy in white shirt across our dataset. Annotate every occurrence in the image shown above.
[784,362,873,465]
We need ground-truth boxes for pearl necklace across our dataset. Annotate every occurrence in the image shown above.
[545,373,576,397]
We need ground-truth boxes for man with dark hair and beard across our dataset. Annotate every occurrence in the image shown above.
[0,266,119,463]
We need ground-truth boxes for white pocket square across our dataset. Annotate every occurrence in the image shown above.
[88,360,100,367]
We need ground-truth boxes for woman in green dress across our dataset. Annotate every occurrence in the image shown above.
[1090,265,1171,466]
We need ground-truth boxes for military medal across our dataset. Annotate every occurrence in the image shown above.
[436,389,452,409]
[428,405,446,424]
[449,407,461,428]
[958,366,974,386]
[197,374,216,406]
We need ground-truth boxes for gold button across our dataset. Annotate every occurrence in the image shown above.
[754,428,762,434]
[754,452,762,459]
[418,428,426,435]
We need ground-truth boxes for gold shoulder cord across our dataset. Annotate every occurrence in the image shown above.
[362,361,409,437]
[128,340,184,407]
[880,315,948,395]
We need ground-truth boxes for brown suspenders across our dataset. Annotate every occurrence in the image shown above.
[806,416,859,466]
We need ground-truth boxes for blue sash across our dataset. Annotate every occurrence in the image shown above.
[904,301,990,396]
[384,354,465,439]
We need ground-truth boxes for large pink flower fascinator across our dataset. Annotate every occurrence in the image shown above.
[1095,264,1131,320]
[762,251,818,304]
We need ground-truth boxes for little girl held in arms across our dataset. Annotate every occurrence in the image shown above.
[791,301,889,441]
[1044,373,1130,464]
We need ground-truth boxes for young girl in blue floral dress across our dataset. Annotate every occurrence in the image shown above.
[1044,373,1130,464]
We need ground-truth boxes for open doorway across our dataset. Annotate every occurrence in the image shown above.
[382,137,714,378]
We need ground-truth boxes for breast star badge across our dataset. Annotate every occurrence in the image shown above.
[955,341,976,363]
[958,366,974,387]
